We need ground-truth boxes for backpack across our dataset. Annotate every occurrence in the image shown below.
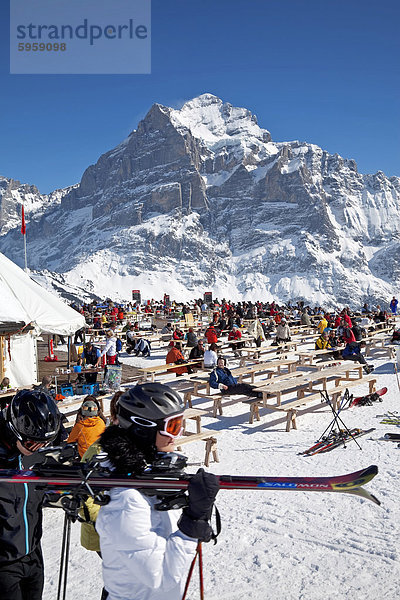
[391,329,400,343]
[116,338,123,352]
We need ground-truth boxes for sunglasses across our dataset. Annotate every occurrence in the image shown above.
[130,413,184,440]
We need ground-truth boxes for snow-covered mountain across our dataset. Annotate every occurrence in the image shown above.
[1,93,399,306]
[0,176,76,235]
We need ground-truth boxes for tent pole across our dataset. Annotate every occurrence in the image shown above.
[67,336,71,384]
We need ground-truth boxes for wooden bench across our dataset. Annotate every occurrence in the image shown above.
[137,360,203,382]
[176,430,220,467]
[183,358,299,409]
[258,363,364,407]
[244,375,377,431]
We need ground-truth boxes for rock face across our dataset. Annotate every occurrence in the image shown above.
[1,93,400,307]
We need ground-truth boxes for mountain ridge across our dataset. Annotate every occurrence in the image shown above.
[1,93,399,306]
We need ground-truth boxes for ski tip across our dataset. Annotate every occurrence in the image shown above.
[364,464,378,476]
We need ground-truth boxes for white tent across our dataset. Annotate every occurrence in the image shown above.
[0,253,85,335]
[0,253,86,387]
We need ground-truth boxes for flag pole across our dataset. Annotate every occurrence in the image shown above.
[21,204,28,272]
[23,232,28,272]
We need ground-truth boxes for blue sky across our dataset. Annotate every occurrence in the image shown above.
[0,0,399,193]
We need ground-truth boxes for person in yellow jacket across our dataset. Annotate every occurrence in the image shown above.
[317,316,328,334]
[67,396,106,458]
[79,391,123,553]
[315,331,332,350]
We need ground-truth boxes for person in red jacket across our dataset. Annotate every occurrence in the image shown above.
[228,325,244,357]
[205,324,218,345]
[173,326,184,341]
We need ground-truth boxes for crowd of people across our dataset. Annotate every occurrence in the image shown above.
[1,292,398,599]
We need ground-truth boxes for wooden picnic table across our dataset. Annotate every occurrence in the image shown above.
[259,363,364,407]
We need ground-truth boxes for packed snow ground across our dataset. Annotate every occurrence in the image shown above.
[41,343,400,600]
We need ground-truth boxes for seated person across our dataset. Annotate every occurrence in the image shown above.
[160,322,173,341]
[205,324,219,345]
[125,325,137,354]
[67,396,106,458]
[315,331,341,360]
[79,342,101,383]
[209,356,262,397]
[0,377,11,391]
[133,338,151,357]
[342,340,374,373]
[173,326,184,341]
[228,325,244,357]
[204,342,218,369]
[275,318,291,344]
[166,342,192,376]
[185,328,198,348]
[189,339,205,365]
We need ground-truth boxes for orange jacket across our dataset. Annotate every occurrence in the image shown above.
[166,346,187,375]
[67,416,106,458]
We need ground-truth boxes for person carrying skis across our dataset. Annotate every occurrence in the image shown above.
[96,383,219,600]
[0,389,61,600]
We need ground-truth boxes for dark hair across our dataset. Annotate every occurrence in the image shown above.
[110,390,124,422]
[100,425,155,475]
[217,355,226,365]
[210,343,218,352]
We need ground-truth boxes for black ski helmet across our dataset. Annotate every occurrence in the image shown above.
[8,389,61,443]
[117,383,184,445]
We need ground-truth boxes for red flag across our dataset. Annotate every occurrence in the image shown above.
[21,205,26,235]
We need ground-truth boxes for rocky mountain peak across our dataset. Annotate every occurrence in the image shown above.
[0,94,399,307]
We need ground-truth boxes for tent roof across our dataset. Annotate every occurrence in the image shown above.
[0,253,86,335]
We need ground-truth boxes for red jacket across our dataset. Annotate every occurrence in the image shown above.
[342,327,356,344]
[205,327,218,344]
[228,329,241,341]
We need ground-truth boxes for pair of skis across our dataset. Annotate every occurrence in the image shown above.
[350,387,387,407]
[299,428,375,456]
[0,463,381,505]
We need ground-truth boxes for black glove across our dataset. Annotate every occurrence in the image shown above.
[178,469,219,542]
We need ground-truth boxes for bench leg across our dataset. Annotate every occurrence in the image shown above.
[204,438,219,467]
[249,402,260,424]
[369,380,376,393]
[184,392,192,409]
[213,398,222,418]
[211,437,219,463]
[332,393,341,412]
[286,409,297,432]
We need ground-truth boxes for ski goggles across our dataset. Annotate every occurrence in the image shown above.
[22,439,49,452]
[9,422,55,451]
[130,413,184,440]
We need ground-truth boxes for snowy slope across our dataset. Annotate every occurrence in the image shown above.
[40,345,400,600]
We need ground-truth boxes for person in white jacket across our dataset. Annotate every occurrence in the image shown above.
[100,331,117,365]
[96,383,219,600]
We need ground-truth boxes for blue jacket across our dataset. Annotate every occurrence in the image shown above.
[210,367,237,389]
[342,342,362,358]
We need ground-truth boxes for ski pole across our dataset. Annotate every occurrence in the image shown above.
[182,542,201,600]
[198,542,204,600]
[394,362,400,393]
[57,513,72,600]
[321,390,362,450]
